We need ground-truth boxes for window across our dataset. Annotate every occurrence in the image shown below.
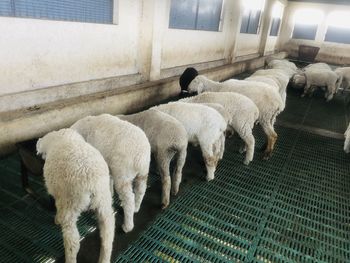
[292,9,323,40]
[270,2,283,36]
[0,0,114,24]
[325,11,350,44]
[240,0,265,34]
[169,0,223,31]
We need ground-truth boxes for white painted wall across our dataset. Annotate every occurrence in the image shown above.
[0,0,140,96]
[278,1,350,64]
[236,34,262,57]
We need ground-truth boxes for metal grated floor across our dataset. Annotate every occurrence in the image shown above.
[116,125,350,263]
[0,84,349,262]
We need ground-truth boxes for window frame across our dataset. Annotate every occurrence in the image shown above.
[324,11,350,45]
[292,23,318,40]
[0,0,117,25]
[269,17,281,36]
[324,26,350,44]
[240,0,265,35]
[168,0,224,32]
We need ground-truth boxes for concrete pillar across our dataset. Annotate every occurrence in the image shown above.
[136,0,169,81]
[276,3,293,51]
[258,0,275,56]
[137,0,155,82]
[149,0,170,80]
[223,0,243,63]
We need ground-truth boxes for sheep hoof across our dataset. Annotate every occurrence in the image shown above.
[239,146,246,154]
[262,152,271,160]
[206,176,214,182]
[161,203,168,210]
[134,207,140,213]
[122,223,134,233]
[243,159,250,165]
[260,143,267,152]
[171,189,179,196]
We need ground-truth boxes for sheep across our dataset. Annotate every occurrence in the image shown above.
[293,69,342,101]
[71,114,151,233]
[198,102,233,137]
[304,62,332,71]
[36,129,115,263]
[118,109,188,209]
[266,59,299,78]
[180,67,284,160]
[196,102,229,159]
[344,123,350,154]
[247,68,290,106]
[334,67,350,92]
[152,101,226,181]
[180,92,259,165]
[291,63,333,89]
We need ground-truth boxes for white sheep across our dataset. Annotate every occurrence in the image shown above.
[180,68,284,160]
[196,102,229,159]
[71,114,151,233]
[118,109,188,209]
[180,92,259,165]
[344,123,350,154]
[247,68,290,106]
[335,67,350,92]
[304,62,332,71]
[266,59,299,78]
[36,129,115,263]
[153,101,226,181]
[293,69,342,101]
[291,63,333,89]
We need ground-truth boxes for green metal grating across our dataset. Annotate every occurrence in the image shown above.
[116,125,350,263]
[278,86,349,134]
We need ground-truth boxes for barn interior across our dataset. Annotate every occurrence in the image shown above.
[0,0,349,262]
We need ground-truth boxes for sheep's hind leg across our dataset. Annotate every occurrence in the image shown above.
[200,142,219,181]
[240,132,255,165]
[115,179,135,233]
[59,212,80,263]
[172,147,187,196]
[96,203,115,263]
[134,174,148,213]
[261,122,277,160]
[156,152,172,209]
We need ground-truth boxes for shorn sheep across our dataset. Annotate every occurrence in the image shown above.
[291,63,333,88]
[37,129,114,263]
[180,92,259,165]
[180,67,284,160]
[153,101,226,181]
[344,123,350,153]
[293,69,342,101]
[71,114,151,233]
[119,109,188,209]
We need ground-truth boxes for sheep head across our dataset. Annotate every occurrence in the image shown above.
[188,76,205,94]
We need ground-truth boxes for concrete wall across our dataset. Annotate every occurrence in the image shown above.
[278,1,350,64]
